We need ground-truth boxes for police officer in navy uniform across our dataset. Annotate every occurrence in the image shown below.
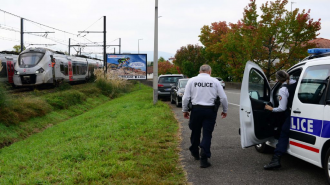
[264,70,297,170]
[182,64,228,168]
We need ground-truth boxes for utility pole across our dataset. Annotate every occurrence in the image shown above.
[153,0,158,105]
[21,18,24,52]
[68,38,71,55]
[20,18,54,52]
[291,1,296,12]
[104,16,107,73]
[119,38,121,54]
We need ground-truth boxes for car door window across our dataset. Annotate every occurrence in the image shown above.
[249,69,267,100]
[298,65,330,105]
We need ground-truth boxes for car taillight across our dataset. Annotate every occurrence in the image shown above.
[158,84,164,87]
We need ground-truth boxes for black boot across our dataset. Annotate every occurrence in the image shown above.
[190,151,200,160]
[200,148,211,168]
[189,147,200,160]
[264,154,281,170]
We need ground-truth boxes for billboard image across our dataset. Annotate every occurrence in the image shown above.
[107,54,147,80]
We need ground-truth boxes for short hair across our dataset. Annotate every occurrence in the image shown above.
[276,70,289,83]
[199,64,211,73]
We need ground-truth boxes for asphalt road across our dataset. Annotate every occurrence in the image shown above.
[164,88,327,185]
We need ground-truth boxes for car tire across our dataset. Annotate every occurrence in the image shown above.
[255,143,274,153]
[170,93,175,104]
[323,147,330,184]
[176,97,181,107]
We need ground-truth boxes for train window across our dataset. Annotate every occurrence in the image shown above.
[72,62,77,75]
[19,52,44,68]
[60,62,69,76]
[60,62,65,73]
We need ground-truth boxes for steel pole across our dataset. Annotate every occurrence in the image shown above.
[119,38,121,54]
[153,0,158,105]
[20,18,24,52]
[68,38,71,55]
[104,16,107,73]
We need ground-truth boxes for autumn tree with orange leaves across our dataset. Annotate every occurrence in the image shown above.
[199,21,231,80]
[200,0,321,81]
[158,60,180,75]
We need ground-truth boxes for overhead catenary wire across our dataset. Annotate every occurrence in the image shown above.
[77,16,103,37]
[0,8,77,36]
[0,9,108,57]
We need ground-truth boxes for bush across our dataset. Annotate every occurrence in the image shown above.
[0,84,7,108]
[57,82,71,91]
[44,90,86,110]
[95,78,114,97]
[94,69,134,98]
[0,97,52,126]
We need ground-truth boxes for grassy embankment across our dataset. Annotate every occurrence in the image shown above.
[0,73,186,184]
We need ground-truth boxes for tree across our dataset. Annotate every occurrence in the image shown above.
[199,0,321,81]
[158,57,165,62]
[228,0,320,80]
[0,62,2,72]
[158,61,179,75]
[199,22,231,81]
[13,45,26,53]
[174,44,207,77]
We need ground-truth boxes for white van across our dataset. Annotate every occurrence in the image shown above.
[240,48,330,183]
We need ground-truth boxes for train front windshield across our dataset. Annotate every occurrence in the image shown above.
[19,52,44,68]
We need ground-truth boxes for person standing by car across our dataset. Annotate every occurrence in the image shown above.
[264,70,297,170]
[182,64,228,168]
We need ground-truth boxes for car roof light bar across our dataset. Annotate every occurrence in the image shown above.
[308,48,330,54]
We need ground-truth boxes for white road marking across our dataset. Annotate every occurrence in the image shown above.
[225,91,240,95]
[229,102,240,107]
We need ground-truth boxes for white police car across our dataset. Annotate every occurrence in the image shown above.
[240,48,330,183]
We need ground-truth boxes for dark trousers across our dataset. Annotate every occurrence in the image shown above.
[189,107,217,158]
[274,110,291,156]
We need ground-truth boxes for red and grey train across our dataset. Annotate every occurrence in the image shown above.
[13,48,103,86]
[0,51,19,85]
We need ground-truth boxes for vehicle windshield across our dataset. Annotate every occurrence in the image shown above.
[159,76,183,83]
[18,52,44,68]
[179,80,188,88]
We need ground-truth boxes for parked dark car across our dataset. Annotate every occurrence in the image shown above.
[158,74,184,98]
[170,78,189,107]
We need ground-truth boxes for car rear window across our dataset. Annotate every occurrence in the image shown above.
[159,76,183,83]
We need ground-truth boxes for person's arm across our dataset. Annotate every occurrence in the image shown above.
[217,82,228,113]
[265,88,288,112]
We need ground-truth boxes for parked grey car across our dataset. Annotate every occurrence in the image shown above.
[158,74,184,98]
[170,78,188,107]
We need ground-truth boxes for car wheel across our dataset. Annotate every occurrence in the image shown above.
[176,97,181,107]
[323,147,330,184]
[170,93,175,104]
[255,143,274,153]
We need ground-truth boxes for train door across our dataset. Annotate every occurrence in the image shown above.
[6,59,14,84]
[68,61,73,81]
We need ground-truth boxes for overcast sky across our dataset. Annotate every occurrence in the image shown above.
[1,0,329,60]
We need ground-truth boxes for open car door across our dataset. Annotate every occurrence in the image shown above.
[240,61,273,148]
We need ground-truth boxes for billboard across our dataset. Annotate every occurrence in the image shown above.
[106,54,147,80]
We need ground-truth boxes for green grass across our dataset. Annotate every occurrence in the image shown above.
[0,84,186,184]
